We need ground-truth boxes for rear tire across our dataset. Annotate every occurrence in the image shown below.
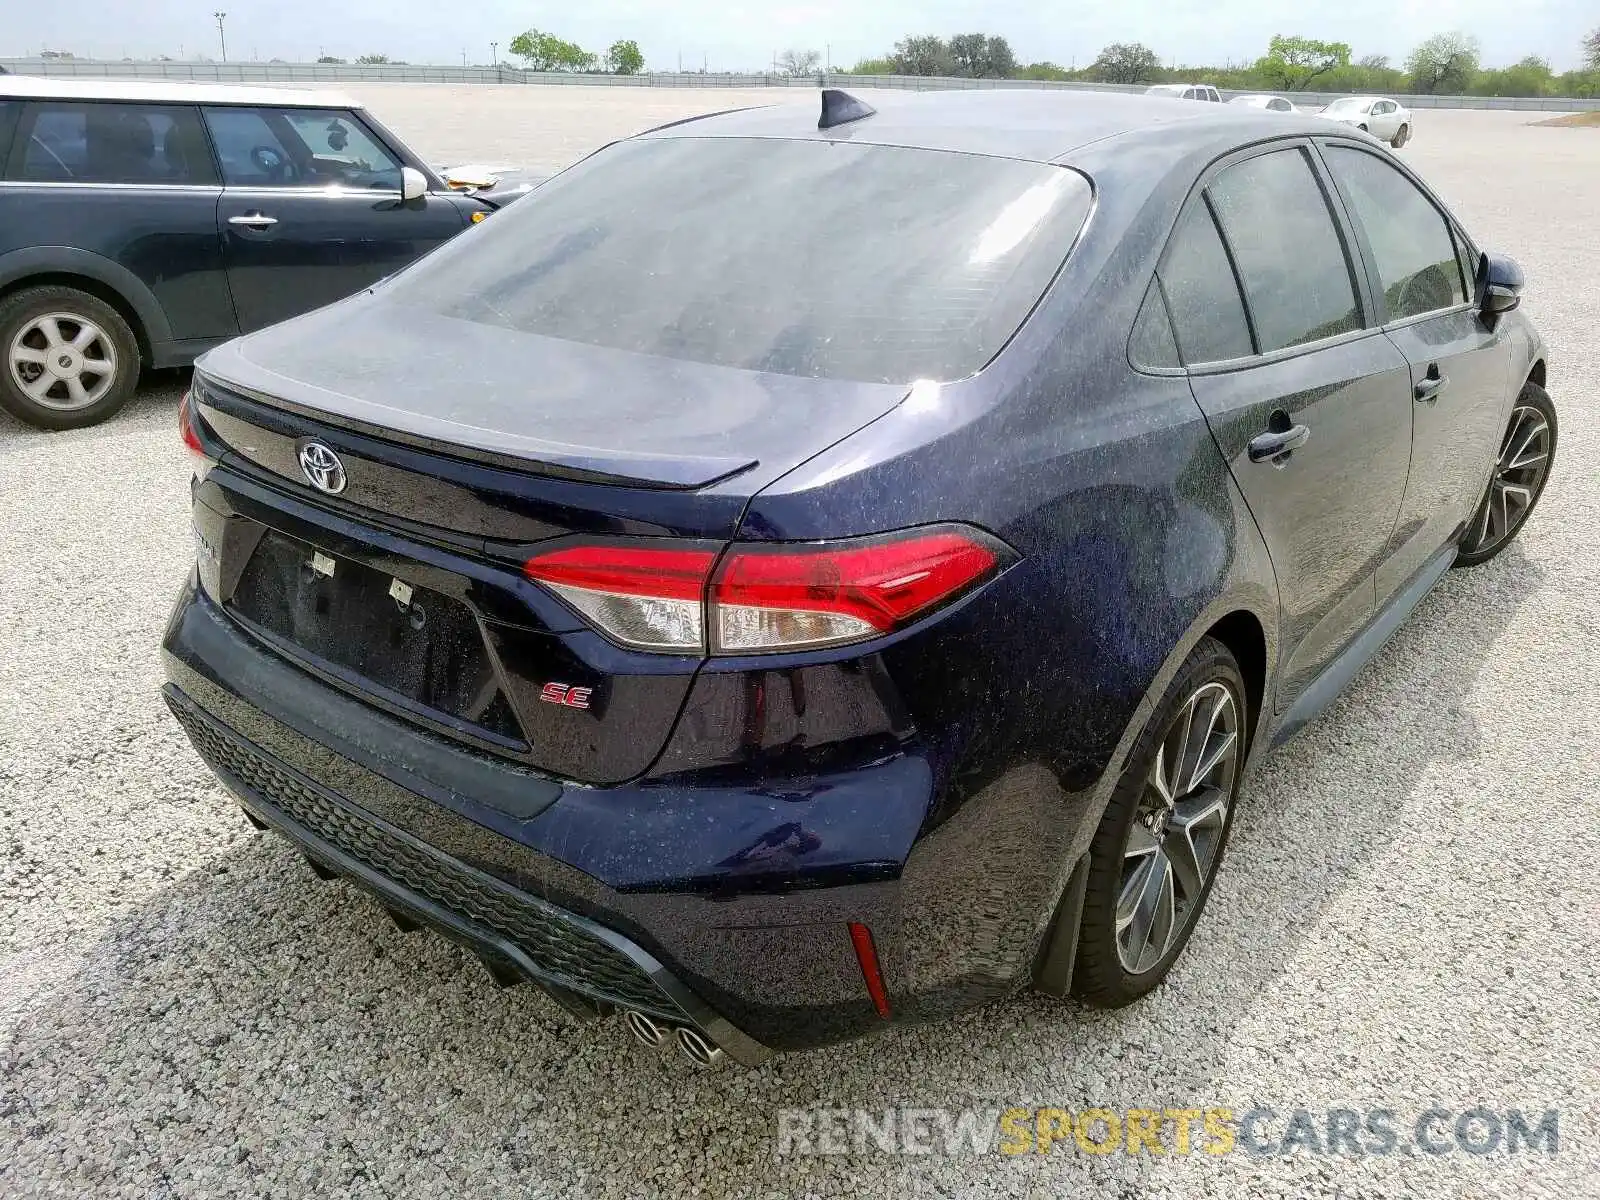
[1453,381,1557,568]
[1392,124,1411,148]
[0,285,141,430]
[1072,637,1248,1007]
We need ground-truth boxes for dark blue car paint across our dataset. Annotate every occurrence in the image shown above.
[161,91,1548,1055]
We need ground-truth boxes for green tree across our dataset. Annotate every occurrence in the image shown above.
[1405,31,1482,94]
[1019,61,1074,81]
[509,29,595,72]
[1256,35,1351,90]
[848,56,895,75]
[316,55,344,64]
[1585,27,1600,70]
[605,39,644,74]
[891,35,953,76]
[1474,55,1553,96]
[1089,42,1162,84]
[355,53,389,64]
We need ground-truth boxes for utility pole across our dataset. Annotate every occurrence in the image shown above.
[490,41,497,65]
[213,12,227,63]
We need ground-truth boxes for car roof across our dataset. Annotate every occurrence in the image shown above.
[0,74,360,109]
[642,88,1330,166]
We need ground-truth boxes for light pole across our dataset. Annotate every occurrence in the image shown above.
[490,41,497,66]
[213,11,227,63]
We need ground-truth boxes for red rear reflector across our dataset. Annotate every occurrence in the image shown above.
[848,921,891,1019]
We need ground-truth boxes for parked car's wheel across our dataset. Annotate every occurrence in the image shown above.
[1072,636,1247,1006]
[0,285,140,430]
[1358,123,1370,133]
[1453,381,1557,568]
[1392,124,1411,149]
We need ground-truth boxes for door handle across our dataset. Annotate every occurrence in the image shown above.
[1248,424,1310,463]
[1414,373,1449,404]
[227,213,278,229]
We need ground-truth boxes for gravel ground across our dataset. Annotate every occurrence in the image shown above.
[1,93,1596,1198]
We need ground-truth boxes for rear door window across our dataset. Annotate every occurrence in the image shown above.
[8,102,214,184]
[1323,145,1468,321]
[392,137,1095,384]
[1206,147,1363,352]
[1158,200,1254,365]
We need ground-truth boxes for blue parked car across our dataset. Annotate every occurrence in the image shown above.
[0,77,529,429]
[164,89,1554,1065]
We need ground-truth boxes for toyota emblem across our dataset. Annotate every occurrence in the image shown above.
[297,441,348,494]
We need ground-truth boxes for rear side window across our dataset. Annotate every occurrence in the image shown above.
[0,102,19,170]
[1129,282,1180,369]
[1324,145,1468,321]
[1159,200,1254,365]
[392,137,1095,384]
[1206,147,1362,352]
[8,102,215,185]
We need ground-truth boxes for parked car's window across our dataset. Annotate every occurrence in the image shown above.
[1324,146,1467,321]
[1206,148,1362,352]
[1129,282,1180,369]
[1270,98,1290,112]
[393,138,1095,385]
[9,102,214,185]
[0,102,19,166]
[1159,200,1255,364]
[203,106,401,189]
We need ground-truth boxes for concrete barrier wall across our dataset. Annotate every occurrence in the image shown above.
[4,59,1598,110]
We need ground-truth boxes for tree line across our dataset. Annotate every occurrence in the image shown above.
[845,29,1600,98]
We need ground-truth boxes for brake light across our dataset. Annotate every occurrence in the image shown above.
[712,531,998,653]
[179,390,204,456]
[523,543,718,652]
[522,526,1004,655]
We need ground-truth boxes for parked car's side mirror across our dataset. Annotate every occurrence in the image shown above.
[400,167,427,203]
[1478,252,1524,316]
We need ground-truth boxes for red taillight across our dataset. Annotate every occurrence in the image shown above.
[848,922,891,1019]
[523,526,1004,656]
[711,531,998,653]
[523,543,718,652]
[179,390,205,457]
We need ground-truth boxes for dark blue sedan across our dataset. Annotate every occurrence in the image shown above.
[163,88,1555,1065]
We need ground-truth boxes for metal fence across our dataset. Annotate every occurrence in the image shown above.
[4,59,1598,111]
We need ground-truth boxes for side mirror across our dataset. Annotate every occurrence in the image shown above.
[400,166,427,203]
[1477,251,1524,316]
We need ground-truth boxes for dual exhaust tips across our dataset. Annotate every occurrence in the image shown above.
[623,1009,725,1068]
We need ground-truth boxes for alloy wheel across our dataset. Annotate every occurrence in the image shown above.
[1461,405,1552,556]
[7,312,119,411]
[1116,680,1242,975]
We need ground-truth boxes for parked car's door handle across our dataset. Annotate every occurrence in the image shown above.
[1414,373,1449,404]
[227,213,278,229]
[1247,424,1310,463]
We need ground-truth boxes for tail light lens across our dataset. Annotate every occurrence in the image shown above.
[523,526,1006,655]
[179,390,205,456]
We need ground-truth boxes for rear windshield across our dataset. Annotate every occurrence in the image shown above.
[390,136,1093,384]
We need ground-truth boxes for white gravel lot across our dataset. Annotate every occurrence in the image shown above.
[1,91,1597,1198]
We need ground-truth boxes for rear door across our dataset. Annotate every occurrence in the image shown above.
[203,104,467,332]
[1162,142,1414,703]
[1,99,234,343]
[1320,141,1514,600]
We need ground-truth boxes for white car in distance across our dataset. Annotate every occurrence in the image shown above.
[1318,96,1413,147]
[1228,94,1301,114]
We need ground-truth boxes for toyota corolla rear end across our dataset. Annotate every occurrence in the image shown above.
[162,120,1098,1060]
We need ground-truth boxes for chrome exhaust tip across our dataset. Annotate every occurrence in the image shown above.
[624,1010,668,1049]
[675,1025,726,1068]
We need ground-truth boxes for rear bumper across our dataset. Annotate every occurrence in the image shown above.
[162,577,1082,1053]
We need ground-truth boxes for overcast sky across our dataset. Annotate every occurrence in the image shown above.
[5,0,1595,72]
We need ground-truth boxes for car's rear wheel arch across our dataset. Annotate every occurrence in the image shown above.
[1205,609,1266,752]
[1527,358,1545,390]
[0,272,151,366]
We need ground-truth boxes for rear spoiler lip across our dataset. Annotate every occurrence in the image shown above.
[192,370,760,492]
